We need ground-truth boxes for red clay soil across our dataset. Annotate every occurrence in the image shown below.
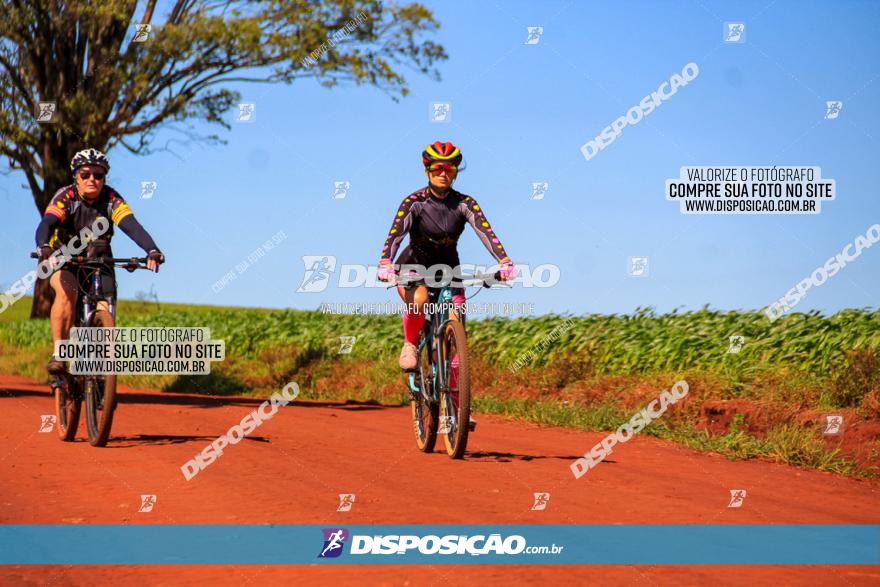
[698,399,798,437]
[698,399,880,470]
[1,374,879,586]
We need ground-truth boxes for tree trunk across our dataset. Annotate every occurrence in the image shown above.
[29,277,55,319]
[29,152,70,319]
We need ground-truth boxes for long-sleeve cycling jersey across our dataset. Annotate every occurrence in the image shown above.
[380,186,510,265]
[35,184,158,254]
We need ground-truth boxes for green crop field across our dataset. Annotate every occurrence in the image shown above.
[1,297,878,476]
[5,298,878,376]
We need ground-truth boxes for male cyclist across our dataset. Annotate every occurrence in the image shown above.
[377,141,516,371]
[34,148,164,374]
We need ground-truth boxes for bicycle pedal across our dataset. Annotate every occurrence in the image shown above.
[468,419,477,432]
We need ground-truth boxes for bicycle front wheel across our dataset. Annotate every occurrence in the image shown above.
[439,320,470,459]
[84,310,117,447]
[411,337,438,452]
[53,375,81,442]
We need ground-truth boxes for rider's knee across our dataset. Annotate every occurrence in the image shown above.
[413,287,429,306]
[54,288,75,304]
[53,287,76,305]
[52,296,76,316]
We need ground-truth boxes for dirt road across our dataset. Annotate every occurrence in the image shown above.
[1,374,878,586]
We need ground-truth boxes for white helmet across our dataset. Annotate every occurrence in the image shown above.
[70,148,110,174]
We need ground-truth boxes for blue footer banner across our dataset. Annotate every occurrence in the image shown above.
[1,525,877,564]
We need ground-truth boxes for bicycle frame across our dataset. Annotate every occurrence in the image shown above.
[407,286,463,403]
[81,266,117,324]
[51,264,116,391]
[395,269,502,402]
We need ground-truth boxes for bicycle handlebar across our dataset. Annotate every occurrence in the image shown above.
[389,270,505,289]
[31,252,150,273]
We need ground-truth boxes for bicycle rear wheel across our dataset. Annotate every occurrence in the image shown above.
[439,320,470,459]
[53,375,81,442]
[84,310,117,447]
[411,337,438,452]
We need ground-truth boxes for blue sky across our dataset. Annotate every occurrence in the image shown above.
[2,0,879,316]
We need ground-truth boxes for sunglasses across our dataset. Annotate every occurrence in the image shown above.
[427,164,457,176]
[78,171,105,181]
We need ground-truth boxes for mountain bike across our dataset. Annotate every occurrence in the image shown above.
[32,248,150,446]
[393,270,503,459]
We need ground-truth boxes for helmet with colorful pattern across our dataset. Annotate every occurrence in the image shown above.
[422,141,463,168]
[70,148,110,174]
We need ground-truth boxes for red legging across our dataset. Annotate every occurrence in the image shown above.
[401,291,465,344]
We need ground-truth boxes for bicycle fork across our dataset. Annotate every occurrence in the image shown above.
[51,375,67,396]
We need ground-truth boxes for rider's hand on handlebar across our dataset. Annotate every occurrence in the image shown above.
[147,249,165,273]
[37,245,61,271]
[499,260,517,282]
[377,259,396,283]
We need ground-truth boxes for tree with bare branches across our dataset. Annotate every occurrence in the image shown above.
[0,0,447,316]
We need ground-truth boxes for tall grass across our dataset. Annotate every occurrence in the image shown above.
[3,304,878,378]
[468,307,880,376]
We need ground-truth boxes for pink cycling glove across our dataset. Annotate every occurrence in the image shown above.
[499,259,517,281]
[378,259,396,283]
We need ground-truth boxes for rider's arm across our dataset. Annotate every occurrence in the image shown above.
[379,192,422,263]
[35,187,73,247]
[459,195,511,264]
[108,191,159,254]
[117,215,159,254]
[35,215,60,247]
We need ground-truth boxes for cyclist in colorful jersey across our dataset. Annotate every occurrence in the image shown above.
[377,141,516,370]
[34,148,164,374]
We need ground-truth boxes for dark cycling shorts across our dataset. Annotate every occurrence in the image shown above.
[395,244,464,299]
[58,265,117,301]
